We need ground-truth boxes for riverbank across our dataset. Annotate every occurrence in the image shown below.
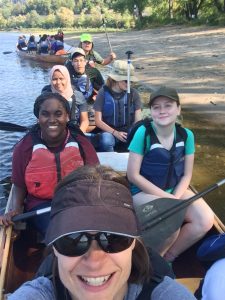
[65,25,225,126]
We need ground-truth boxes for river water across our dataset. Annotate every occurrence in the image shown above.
[0,32,224,222]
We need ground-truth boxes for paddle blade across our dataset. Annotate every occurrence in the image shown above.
[0,121,28,132]
[3,51,13,54]
[136,198,187,250]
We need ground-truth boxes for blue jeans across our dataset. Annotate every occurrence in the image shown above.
[27,201,51,238]
[99,132,115,152]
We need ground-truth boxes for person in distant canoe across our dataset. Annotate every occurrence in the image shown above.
[0,93,98,237]
[79,33,116,67]
[38,34,50,54]
[42,65,89,133]
[17,35,27,51]
[94,60,142,151]
[127,86,214,261]
[8,165,197,300]
[27,35,37,53]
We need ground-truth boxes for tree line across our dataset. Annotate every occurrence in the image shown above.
[1,0,225,29]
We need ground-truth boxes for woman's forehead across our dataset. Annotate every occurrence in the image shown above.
[40,98,67,110]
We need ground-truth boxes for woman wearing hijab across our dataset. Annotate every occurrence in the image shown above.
[42,65,89,133]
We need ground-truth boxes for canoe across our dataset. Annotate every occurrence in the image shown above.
[16,49,69,64]
[0,155,224,298]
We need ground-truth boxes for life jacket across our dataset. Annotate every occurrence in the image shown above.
[40,41,49,54]
[54,40,64,52]
[102,86,135,129]
[25,129,84,199]
[72,74,93,100]
[139,123,187,191]
[27,41,37,51]
[18,39,26,48]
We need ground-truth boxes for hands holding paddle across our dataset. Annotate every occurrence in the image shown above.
[0,210,19,226]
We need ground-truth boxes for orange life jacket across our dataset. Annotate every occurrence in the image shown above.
[25,131,84,199]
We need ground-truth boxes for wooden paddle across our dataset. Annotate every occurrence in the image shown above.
[0,121,29,132]
[135,178,225,250]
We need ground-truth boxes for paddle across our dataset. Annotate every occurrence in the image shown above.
[135,178,225,250]
[11,178,225,244]
[102,16,113,53]
[3,51,14,55]
[0,121,29,132]
[125,50,133,128]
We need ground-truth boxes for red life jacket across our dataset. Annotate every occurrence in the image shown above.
[25,130,84,199]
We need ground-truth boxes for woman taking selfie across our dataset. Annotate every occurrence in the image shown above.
[9,165,196,300]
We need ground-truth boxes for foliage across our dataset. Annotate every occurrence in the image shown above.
[55,7,75,27]
[2,0,225,29]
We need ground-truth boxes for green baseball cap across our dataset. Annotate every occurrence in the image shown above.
[80,33,93,43]
[149,86,180,107]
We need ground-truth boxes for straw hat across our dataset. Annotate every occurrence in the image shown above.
[107,60,138,82]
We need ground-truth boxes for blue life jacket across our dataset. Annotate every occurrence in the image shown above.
[40,41,49,54]
[102,86,135,129]
[140,123,187,190]
[55,40,64,51]
[27,41,37,51]
[72,74,93,100]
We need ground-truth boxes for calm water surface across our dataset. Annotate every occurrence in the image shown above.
[0,32,224,222]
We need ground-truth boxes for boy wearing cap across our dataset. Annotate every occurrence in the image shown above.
[65,48,104,133]
[127,86,214,261]
[79,33,116,66]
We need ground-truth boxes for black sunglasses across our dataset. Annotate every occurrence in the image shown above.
[53,232,134,257]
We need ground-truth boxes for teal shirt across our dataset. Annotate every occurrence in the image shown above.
[128,122,195,195]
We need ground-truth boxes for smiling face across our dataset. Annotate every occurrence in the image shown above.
[150,96,181,127]
[54,239,135,300]
[51,70,67,94]
[38,97,69,147]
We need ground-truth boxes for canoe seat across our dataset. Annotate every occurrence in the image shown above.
[176,277,202,294]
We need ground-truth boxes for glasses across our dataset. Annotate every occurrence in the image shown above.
[82,41,92,44]
[53,232,134,257]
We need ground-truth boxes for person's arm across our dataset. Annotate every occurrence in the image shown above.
[172,154,194,199]
[79,111,89,133]
[134,109,142,123]
[0,185,26,226]
[101,52,116,65]
[172,128,195,199]
[95,111,127,142]
[127,152,176,198]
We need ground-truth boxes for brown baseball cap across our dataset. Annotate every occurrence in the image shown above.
[45,179,140,245]
[149,86,180,107]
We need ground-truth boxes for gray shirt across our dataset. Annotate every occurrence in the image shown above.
[7,276,197,300]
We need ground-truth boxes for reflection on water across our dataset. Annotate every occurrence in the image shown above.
[0,33,224,222]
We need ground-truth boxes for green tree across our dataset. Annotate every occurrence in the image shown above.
[56,7,74,27]
[25,0,51,15]
[25,10,41,27]
[112,0,150,19]
[51,0,75,12]
[0,13,6,28]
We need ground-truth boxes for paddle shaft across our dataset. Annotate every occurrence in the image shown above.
[12,206,51,222]
[142,178,225,231]
[102,17,113,53]
[11,178,225,224]
[0,121,29,132]
[125,51,133,128]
